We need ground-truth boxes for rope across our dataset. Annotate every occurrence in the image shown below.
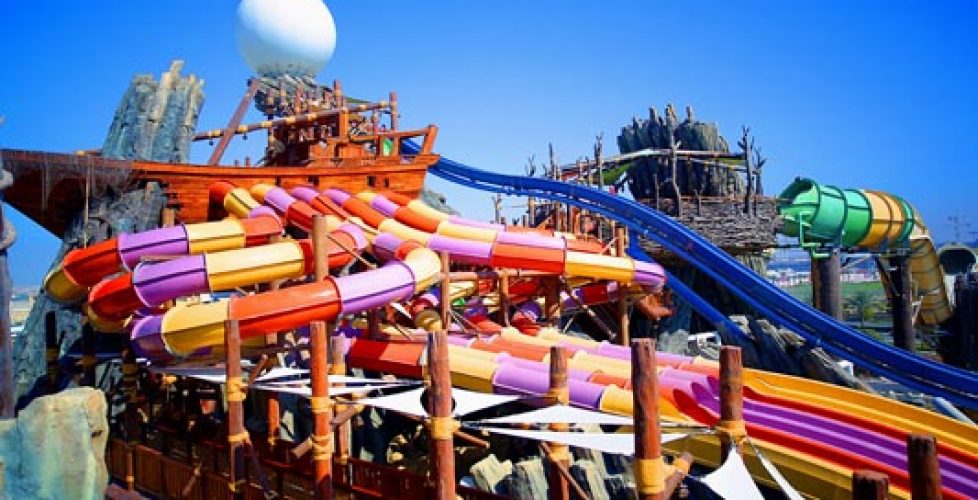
[715,419,748,442]
[311,433,334,461]
[225,378,248,403]
[544,386,569,404]
[634,456,666,495]
[426,416,460,440]
[309,395,333,414]
[227,431,250,445]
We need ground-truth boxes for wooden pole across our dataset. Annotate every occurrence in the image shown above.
[543,277,562,326]
[389,91,399,131]
[907,433,942,500]
[120,340,139,492]
[266,233,282,453]
[547,346,570,500]
[811,250,842,320]
[889,254,915,351]
[616,227,630,345]
[440,252,451,330]
[81,323,96,387]
[207,79,261,166]
[632,339,664,500]
[499,270,512,327]
[310,215,334,498]
[852,470,889,500]
[161,207,176,227]
[718,346,746,461]
[330,335,350,487]
[309,321,333,499]
[224,319,247,499]
[45,311,59,393]
[313,215,330,282]
[428,330,456,499]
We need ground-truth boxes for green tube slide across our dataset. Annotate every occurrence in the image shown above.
[778,177,915,253]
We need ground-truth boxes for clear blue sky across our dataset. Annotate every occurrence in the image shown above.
[1,1,976,286]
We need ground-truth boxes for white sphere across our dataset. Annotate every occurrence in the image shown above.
[235,0,336,77]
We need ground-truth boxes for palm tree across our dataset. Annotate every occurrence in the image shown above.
[844,290,885,328]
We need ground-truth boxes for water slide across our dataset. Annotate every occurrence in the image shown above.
[779,178,952,326]
[333,325,977,497]
[410,141,978,409]
[277,178,977,495]
[54,175,976,496]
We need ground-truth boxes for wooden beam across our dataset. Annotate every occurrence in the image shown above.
[120,340,139,492]
[499,268,511,327]
[547,346,570,500]
[330,335,351,487]
[543,276,562,326]
[616,227,630,346]
[889,254,915,351]
[206,79,260,165]
[811,250,842,320]
[907,433,942,499]
[428,330,456,499]
[196,101,393,142]
[310,215,334,498]
[718,346,746,461]
[852,469,889,499]
[440,252,451,330]
[224,319,246,499]
[632,338,665,500]
[309,321,333,499]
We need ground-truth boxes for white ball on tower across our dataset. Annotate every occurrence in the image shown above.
[235,0,337,77]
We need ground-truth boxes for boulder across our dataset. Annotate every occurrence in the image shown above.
[0,388,108,499]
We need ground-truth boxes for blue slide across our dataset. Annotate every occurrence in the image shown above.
[406,141,978,408]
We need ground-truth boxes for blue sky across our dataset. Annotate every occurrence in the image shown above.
[1,1,976,285]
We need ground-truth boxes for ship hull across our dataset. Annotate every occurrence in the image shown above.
[0,149,436,235]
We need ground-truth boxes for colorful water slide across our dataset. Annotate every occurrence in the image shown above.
[291,186,666,289]
[127,232,440,361]
[44,215,283,304]
[779,178,952,326]
[412,141,978,406]
[480,329,977,496]
[86,223,365,322]
[332,327,976,497]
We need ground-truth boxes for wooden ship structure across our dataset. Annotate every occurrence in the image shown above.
[0,76,438,236]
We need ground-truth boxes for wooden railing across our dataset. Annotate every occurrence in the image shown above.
[106,434,504,499]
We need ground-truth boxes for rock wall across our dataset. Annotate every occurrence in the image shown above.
[0,388,108,499]
[15,185,166,404]
[14,61,202,405]
[101,60,204,164]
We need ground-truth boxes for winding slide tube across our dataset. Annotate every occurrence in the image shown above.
[87,225,365,322]
[441,328,977,497]
[410,140,978,408]
[303,187,666,289]
[44,215,283,304]
[129,233,440,360]
[779,177,951,325]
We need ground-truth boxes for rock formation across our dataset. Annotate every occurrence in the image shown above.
[14,61,202,405]
[0,388,109,499]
